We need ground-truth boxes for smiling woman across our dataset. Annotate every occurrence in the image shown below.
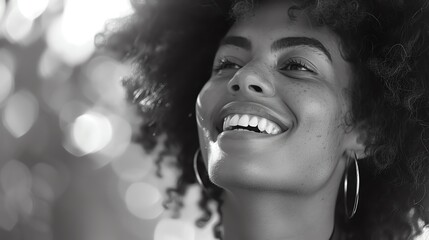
[98,0,429,239]
[196,4,362,239]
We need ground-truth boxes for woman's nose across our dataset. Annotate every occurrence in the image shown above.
[227,68,275,97]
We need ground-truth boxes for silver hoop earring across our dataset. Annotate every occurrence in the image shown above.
[344,153,360,219]
[193,149,208,190]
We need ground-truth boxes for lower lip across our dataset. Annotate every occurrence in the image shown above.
[217,129,286,141]
[215,129,290,154]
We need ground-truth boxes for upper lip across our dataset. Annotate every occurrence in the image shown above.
[215,102,292,133]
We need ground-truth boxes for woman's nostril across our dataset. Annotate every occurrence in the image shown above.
[230,84,265,93]
[249,85,263,93]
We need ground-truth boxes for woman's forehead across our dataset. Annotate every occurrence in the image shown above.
[224,1,340,57]
[228,1,315,37]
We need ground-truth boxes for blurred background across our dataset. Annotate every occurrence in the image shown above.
[0,0,219,239]
[0,0,427,240]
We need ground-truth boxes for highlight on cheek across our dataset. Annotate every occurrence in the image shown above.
[301,98,334,125]
[196,95,203,110]
[208,141,224,168]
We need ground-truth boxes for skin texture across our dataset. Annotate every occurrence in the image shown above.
[195,1,366,240]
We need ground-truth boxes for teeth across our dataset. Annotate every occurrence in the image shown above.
[265,121,274,134]
[230,115,239,126]
[258,118,267,132]
[223,116,228,130]
[238,115,249,127]
[272,126,280,135]
[249,116,258,127]
[222,114,285,135]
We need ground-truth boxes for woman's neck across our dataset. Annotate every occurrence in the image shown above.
[220,188,338,240]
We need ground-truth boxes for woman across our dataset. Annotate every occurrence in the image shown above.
[98,0,429,239]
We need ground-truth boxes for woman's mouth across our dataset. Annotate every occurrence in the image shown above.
[213,101,292,138]
[222,114,285,135]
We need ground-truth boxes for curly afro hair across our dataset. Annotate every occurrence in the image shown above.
[97,0,429,239]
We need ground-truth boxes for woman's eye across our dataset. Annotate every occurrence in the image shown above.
[280,59,314,73]
[213,59,242,73]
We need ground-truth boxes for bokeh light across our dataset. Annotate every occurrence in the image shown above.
[154,219,196,240]
[0,0,5,21]
[62,0,132,45]
[0,159,34,229]
[38,48,73,82]
[31,163,60,203]
[29,198,53,238]
[98,113,132,158]
[62,0,102,45]
[84,112,133,168]
[3,4,34,43]
[45,0,133,65]
[2,90,39,138]
[111,144,153,182]
[0,191,18,231]
[70,111,113,155]
[0,61,14,106]
[58,100,89,131]
[0,48,17,73]
[46,16,95,65]
[46,0,64,13]
[17,0,49,20]
[0,160,32,196]
[125,182,164,220]
[83,55,130,107]
[0,48,16,105]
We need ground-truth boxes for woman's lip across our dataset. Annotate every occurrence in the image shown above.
[216,126,290,143]
[218,129,285,138]
[214,102,292,134]
[218,129,275,140]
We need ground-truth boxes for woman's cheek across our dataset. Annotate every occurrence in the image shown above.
[295,89,345,158]
[196,82,216,123]
[196,80,225,144]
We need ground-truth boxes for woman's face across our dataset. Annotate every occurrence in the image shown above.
[196,1,360,194]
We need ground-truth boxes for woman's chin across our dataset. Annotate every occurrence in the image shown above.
[207,151,341,195]
[210,172,304,194]
[208,158,296,193]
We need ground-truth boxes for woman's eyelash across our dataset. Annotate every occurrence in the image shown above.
[281,59,314,73]
[212,58,314,73]
[213,58,241,72]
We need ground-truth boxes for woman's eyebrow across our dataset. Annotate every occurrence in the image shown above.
[271,37,332,62]
[219,36,252,51]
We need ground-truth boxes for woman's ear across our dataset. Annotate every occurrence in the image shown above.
[344,122,369,160]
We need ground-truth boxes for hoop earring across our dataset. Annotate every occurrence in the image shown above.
[344,153,360,219]
[193,149,209,191]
